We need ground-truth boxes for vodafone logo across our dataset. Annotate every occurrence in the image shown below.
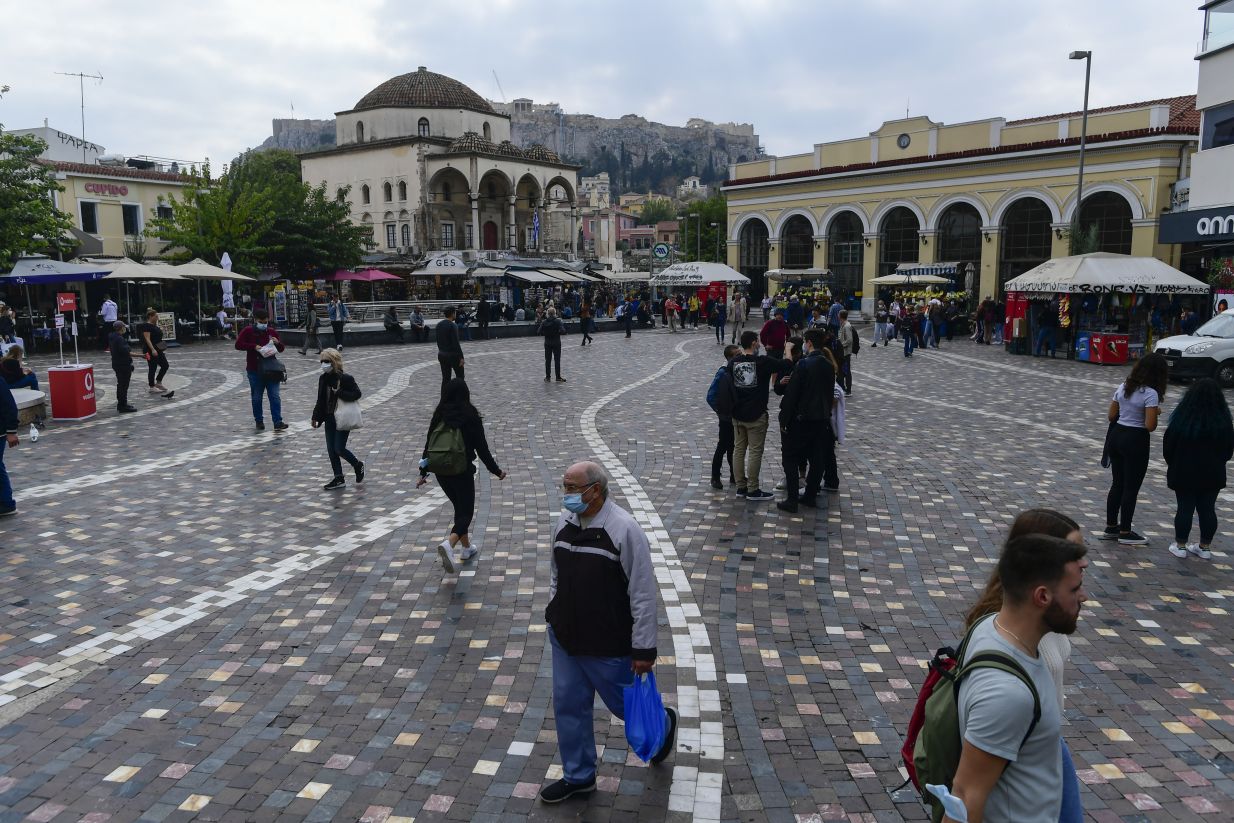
[84,372,94,392]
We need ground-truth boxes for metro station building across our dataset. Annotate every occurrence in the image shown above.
[721,96,1200,302]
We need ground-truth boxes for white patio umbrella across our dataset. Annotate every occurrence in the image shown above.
[98,258,187,328]
[151,259,256,337]
[650,261,750,286]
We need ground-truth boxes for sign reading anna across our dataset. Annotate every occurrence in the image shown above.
[1159,205,1234,243]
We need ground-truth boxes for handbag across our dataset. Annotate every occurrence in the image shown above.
[260,354,287,383]
[333,398,363,431]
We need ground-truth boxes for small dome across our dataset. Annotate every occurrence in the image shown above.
[354,67,496,114]
[449,131,496,154]
[495,140,525,158]
[524,144,561,163]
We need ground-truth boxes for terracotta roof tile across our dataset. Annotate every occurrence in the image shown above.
[44,160,186,183]
[1006,94,1197,130]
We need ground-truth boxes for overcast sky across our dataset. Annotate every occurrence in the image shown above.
[0,0,1203,166]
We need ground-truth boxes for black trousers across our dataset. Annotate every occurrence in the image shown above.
[147,351,169,386]
[437,470,475,537]
[839,355,852,393]
[331,320,346,348]
[478,319,490,340]
[711,418,734,481]
[1106,424,1150,530]
[782,421,836,500]
[544,344,562,378]
[438,356,464,395]
[1175,488,1220,544]
[113,363,133,408]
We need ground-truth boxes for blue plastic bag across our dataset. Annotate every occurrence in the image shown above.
[623,671,667,762]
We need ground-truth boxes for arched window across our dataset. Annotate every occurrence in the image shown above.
[936,203,982,288]
[418,118,430,137]
[1000,198,1052,290]
[397,180,407,201]
[356,121,365,143]
[879,206,920,277]
[361,184,370,205]
[383,182,392,202]
[487,181,497,200]
[441,182,452,203]
[738,220,770,299]
[400,224,411,247]
[482,122,491,141]
[1078,192,1133,254]
[827,211,864,295]
[336,188,347,203]
[780,215,814,268]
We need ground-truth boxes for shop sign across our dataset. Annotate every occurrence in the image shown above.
[81,182,129,197]
[652,243,670,260]
[1160,205,1234,244]
[57,292,77,312]
[54,313,65,329]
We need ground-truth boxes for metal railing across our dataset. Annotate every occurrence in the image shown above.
[341,300,479,323]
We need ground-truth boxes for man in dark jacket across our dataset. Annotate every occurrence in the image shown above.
[707,344,741,488]
[538,307,567,382]
[435,306,465,395]
[476,295,490,340]
[108,321,138,413]
[777,328,837,512]
[729,330,795,501]
[0,379,18,516]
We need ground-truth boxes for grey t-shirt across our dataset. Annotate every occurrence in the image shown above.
[957,617,1063,823]
[1113,383,1159,428]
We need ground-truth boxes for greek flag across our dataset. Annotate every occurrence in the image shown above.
[532,210,540,245]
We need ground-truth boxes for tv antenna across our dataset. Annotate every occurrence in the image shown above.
[55,70,103,162]
[492,70,506,103]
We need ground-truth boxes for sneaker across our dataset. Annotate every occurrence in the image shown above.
[154,383,166,392]
[148,386,161,393]
[255,421,265,431]
[556,377,567,382]
[710,478,723,490]
[545,376,551,382]
[1118,530,1149,546]
[844,391,852,397]
[1097,526,1120,541]
[1187,543,1213,560]
[355,462,365,483]
[774,480,786,491]
[323,476,345,491]
[0,504,16,518]
[734,487,748,498]
[651,707,678,764]
[437,541,456,574]
[776,500,798,513]
[118,405,138,413]
[460,544,479,562]
[538,777,596,804]
[1168,542,1188,558]
[746,489,775,502]
[273,421,289,432]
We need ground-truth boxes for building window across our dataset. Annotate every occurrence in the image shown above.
[441,222,455,249]
[1203,0,1234,52]
[80,201,98,234]
[999,197,1052,290]
[361,184,370,205]
[155,204,173,221]
[441,182,452,203]
[879,206,920,277]
[465,224,474,248]
[780,215,813,268]
[122,204,141,236]
[398,180,407,200]
[336,188,347,203]
[356,122,365,143]
[1077,192,1133,255]
[383,182,392,202]
[738,220,770,298]
[401,224,411,247]
[936,203,981,287]
[827,211,864,295]
[482,122,491,141]
[486,181,497,200]
[1202,100,1234,150]
[418,118,430,138]
[386,224,396,248]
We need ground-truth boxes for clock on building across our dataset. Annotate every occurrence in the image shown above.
[897,133,911,149]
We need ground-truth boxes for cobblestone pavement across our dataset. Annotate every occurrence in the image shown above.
[1,329,1233,822]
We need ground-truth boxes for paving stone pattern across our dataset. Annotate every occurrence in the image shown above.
[1,331,1233,821]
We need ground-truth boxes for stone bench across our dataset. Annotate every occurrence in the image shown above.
[11,388,46,426]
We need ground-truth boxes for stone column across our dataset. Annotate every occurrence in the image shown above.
[507,195,518,252]
[862,233,880,299]
[536,198,547,253]
[470,192,480,253]
[766,240,781,298]
[979,225,1002,299]
[727,240,740,270]
[1130,218,1158,257]
[569,207,578,258]
[917,230,937,265]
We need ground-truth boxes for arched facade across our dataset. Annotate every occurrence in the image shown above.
[1077,192,1134,254]
[397,180,407,201]
[738,220,770,299]
[936,202,982,287]
[780,215,814,269]
[999,197,1054,291]
[1062,182,1144,223]
[827,211,865,295]
[879,206,920,277]
[730,212,773,243]
[926,195,990,231]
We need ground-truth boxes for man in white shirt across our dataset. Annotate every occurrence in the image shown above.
[99,294,118,349]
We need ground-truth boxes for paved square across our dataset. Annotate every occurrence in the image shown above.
[2,329,1233,821]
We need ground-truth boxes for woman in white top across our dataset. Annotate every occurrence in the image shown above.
[965,508,1085,823]
[1100,353,1169,546]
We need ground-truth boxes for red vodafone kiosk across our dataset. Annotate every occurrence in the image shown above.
[48,292,97,421]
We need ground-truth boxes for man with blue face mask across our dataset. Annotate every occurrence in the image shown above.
[540,461,677,804]
[235,308,288,432]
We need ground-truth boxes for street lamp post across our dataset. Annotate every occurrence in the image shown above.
[711,221,719,261]
[1069,50,1092,246]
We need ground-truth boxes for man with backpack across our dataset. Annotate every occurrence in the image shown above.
[706,345,741,489]
[837,310,857,396]
[727,330,794,502]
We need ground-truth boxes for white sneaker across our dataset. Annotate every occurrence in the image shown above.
[1168,542,1188,558]
[437,540,456,573]
[1187,543,1213,560]
[774,480,786,491]
[460,543,479,562]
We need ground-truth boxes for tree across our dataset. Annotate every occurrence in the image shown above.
[0,127,75,268]
[638,197,676,225]
[678,194,728,262]
[1067,222,1099,255]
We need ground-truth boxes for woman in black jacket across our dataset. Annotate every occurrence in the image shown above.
[311,348,365,490]
[538,306,566,382]
[416,378,506,573]
[1164,377,1234,560]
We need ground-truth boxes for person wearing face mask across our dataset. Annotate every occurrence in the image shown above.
[539,461,677,804]
[311,348,365,490]
[235,308,288,431]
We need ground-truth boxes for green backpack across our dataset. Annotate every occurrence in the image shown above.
[424,422,467,476]
[909,614,1041,822]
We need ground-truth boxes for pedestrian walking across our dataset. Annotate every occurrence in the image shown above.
[415,378,505,574]
[538,307,567,382]
[665,296,680,333]
[311,348,366,490]
[928,300,944,348]
[328,294,349,350]
[580,300,594,346]
[962,509,1088,823]
[235,309,288,432]
[620,297,635,338]
[98,293,118,349]
[945,532,1087,823]
[899,309,918,357]
[1164,377,1234,560]
[889,298,902,340]
[688,293,700,329]
[759,308,789,359]
[108,321,138,413]
[477,294,491,340]
[298,299,322,355]
[728,331,794,501]
[775,328,839,512]
[539,460,677,803]
[137,310,174,399]
[712,299,727,344]
[1099,353,1168,545]
[707,344,741,489]
[435,306,465,395]
[873,300,891,346]
[0,380,19,517]
[837,310,854,396]
[828,295,844,332]
[730,293,748,343]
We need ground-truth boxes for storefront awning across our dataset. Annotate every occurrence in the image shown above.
[1003,252,1209,295]
[650,262,750,286]
[498,268,560,283]
[896,262,959,277]
[417,253,471,277]
[1,257,113,285]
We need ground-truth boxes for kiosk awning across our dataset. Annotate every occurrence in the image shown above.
[1003,252,1209,295]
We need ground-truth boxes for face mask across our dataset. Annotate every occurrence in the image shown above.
[256,323,268,331]
[562,493,589,514]
[320,362,333,373]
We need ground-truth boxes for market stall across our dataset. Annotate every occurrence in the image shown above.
[1002,252,1209,363]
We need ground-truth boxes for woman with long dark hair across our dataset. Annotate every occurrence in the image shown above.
[1100,353,1168,545]
[965,508,1086,823]
[1164,377,1234,560]
[416,378,506,573]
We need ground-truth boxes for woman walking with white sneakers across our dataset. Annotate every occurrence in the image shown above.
[1164,377,1234,560]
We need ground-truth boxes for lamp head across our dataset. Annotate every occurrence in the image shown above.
[1068,50,1091,60]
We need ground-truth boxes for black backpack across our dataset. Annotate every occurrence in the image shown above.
[850,324,861,355]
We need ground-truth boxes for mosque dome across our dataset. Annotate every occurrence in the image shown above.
[524,144,561,163]
[448,131,497,154]
[495,140,525,158]
[353,67,497,115]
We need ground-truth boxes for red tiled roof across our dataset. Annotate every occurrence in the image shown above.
[43,160,186,183]
[1006,94,1198,131]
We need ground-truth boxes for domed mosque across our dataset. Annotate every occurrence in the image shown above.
[300,67,579,259]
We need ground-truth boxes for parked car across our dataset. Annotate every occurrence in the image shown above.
[1156,309,1234,387]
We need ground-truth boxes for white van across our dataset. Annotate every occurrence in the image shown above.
[1155,309,1234,387]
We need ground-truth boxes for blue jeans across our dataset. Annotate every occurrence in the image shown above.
[0,437,13,508]
[7,373,38,391]
[549,628,666,784]
[904,332,916,356]
[1059,738,1082,822]
[246,371,282,425]
[1036,327,1055,355]
[324,418,360,477]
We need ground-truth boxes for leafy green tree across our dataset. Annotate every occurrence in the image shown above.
[1067,222,1099,255]
[678,194,728,261]
[0,127,74,267]
[638,197,677,225]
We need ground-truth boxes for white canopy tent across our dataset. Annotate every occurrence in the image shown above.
[871,272,952,285]
[1002,252,1209,295]
[766,267,830,281]
[417,253,471,277]
[650,261,750,286]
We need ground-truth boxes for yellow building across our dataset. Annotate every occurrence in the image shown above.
[721,96,1200,307]
[48,160,186,257]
